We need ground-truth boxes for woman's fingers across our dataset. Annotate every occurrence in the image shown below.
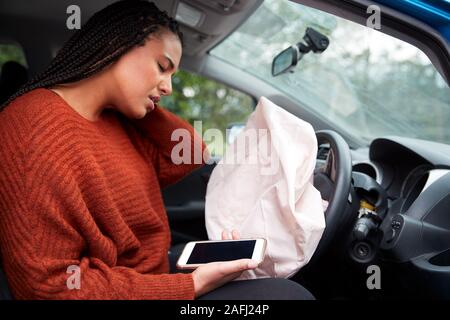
[218,259,259,275]
[221,230,230,240]
[221,229,240,240]
[192,258,259,298]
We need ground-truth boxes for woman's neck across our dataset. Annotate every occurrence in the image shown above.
[50,74,113,122]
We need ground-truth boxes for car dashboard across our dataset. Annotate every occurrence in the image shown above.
[335,136,450,298]
[351,137,450,207]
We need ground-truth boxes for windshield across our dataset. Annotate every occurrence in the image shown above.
[211,0,450,146]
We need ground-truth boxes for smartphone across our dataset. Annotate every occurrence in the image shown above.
[176,238,267,269]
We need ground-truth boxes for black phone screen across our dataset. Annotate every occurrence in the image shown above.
[187,240,256,264]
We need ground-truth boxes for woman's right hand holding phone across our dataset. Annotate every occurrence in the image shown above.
[191,230,259,298]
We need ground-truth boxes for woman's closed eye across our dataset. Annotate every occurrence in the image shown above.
[157,63,166,73]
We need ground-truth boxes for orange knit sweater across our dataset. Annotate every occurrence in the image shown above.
[0,88,207,299]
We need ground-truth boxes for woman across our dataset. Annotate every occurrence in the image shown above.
[0,0,314,300]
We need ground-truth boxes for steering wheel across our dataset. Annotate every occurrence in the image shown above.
[311,130,353,262]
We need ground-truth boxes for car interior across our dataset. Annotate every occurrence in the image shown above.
[0,0,449,300]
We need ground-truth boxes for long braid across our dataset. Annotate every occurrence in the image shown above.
[1,0,183,110]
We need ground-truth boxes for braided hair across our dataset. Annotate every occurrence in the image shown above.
[1,0,183,110]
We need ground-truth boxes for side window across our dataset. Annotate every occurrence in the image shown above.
[0,43,28,104]
[161,70,255,157]
[0,44,27,67]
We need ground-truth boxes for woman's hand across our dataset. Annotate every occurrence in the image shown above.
[221,229,240,240]
[192,229,257,298]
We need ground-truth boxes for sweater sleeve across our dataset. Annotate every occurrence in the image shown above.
[0,110,196,300]
[129,105,209,188]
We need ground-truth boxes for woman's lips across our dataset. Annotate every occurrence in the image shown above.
[147,96,160,111]
[147,97,155,111]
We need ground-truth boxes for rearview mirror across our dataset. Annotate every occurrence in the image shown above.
[271,27,329,77]
[271,46,299,77]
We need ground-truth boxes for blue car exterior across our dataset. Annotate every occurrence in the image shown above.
[373,0,450,42]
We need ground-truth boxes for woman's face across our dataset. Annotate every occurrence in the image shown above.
[109,29,182,119]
